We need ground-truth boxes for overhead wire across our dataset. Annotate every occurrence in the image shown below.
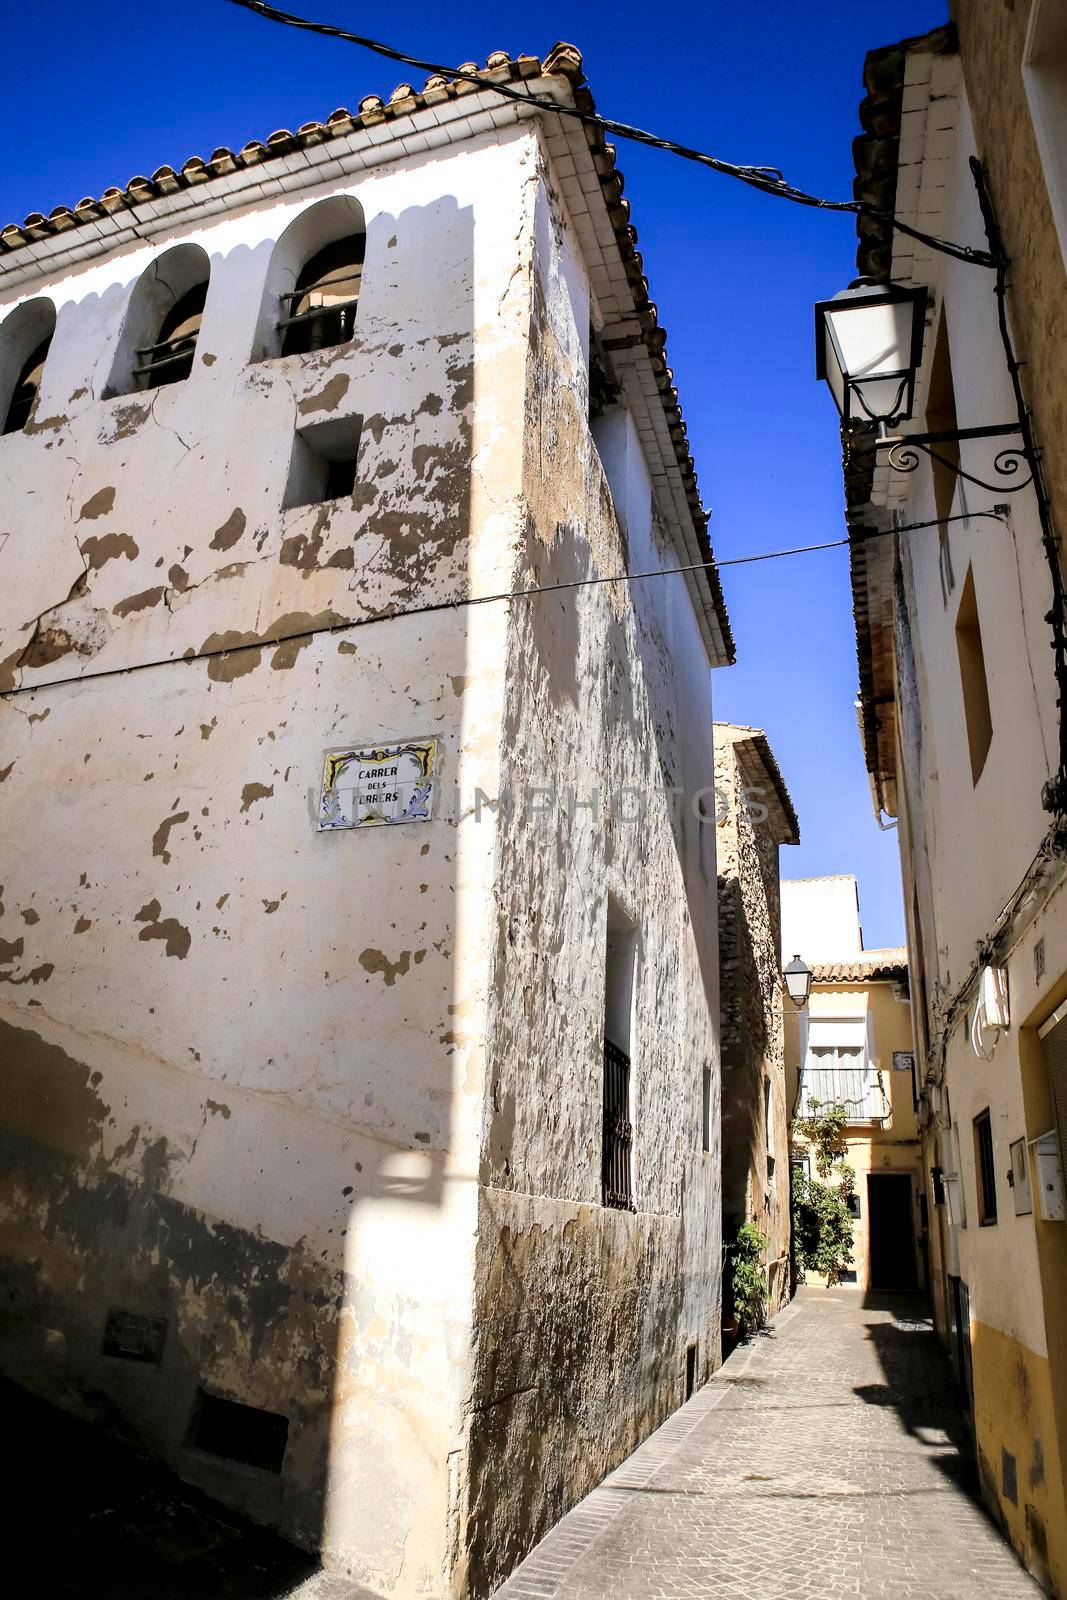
[0,510,1005,701]
[221,0,997,269]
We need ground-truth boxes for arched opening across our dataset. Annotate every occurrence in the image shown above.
[108,243,210,396]
[0,298,56,435]
[255,196,365,361]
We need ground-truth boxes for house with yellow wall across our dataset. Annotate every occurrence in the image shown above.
[782,876,921,1293]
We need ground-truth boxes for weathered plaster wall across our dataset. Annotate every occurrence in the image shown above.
[713,729,791,1312]
[0,129,537,1595]
[459,152,722,1597]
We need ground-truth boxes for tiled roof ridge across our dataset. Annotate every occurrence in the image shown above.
[0,42,733,660]
[811,947,908,983]
[715,723,799,845]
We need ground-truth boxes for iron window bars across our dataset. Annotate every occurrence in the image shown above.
[602,1037,634,1211]
[278,266,362,355]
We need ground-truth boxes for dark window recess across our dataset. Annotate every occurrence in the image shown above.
[931,1165,946,1206]
[136,283,207,390]
[3,335,52,434]
[837,1269,858,1284]
[284,415,364,510]
[975,1109,998,1225]
[588,324,620,421]
[846,1192,861,1219]
[189,1390,289,1474]
[280,235,364,356]
[602,1038,634,1211]
[685,1342,698,1400]
[102,1308,167,1366]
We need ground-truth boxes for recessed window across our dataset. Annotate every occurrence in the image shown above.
[109,243,210,396]
[256,196,366,363]
[926,312,960,603]
[955,565,993,785]
[138,282,207,389]
[280,236,364,357]
[701,1065,712,1153]
[603,899,637,1211]
[974,1108,998,1226]
[0,297,56,435]
[284,415,363,509]
[188,1389,288,1473]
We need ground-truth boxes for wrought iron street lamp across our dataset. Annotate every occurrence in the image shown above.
[783,954,813,1011]
[814,276,1032,493]
[814,278,927,432]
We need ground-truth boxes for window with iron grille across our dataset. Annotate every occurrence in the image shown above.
[136,282,207,390]
[602,902,636,1211]
[974,1108,998,1225]
[279,236,364,357]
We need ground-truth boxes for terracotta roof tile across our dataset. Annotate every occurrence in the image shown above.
[811,948,908,984]
[0,44,732,659]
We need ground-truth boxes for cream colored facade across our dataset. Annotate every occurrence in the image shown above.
[840,19,1067,1592]
[782,878,919,1293]
[0,48,731,1599]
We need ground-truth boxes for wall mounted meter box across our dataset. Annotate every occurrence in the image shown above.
[1034,1132,1065,1222]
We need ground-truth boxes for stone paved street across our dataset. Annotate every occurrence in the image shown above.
[496,1288,1039,1600]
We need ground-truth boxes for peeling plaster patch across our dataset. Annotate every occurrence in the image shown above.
[27,709,49,724]
[201,631,262,682]
[338,641,358,656]
[298,374,350,415]
[270,635,313,670]
[358,948,413,986]
[24,413,68,436]
[240,783,274,813]
[21,601,110,669]
[0,962,54,986]
[21,909,39,925]
[210,509,246,552]
[0,937,25,965]
[168,565,190,591]
[450,676,471,697]
[0,1019,107,1155]
[80,532,138,569]
[201,353,217,367]
[79,487,116,521]
[206,1098,231,1118]
[113,587,165,618]
[0,762,13,784]
[134,899,191,960]
[200,719,217,740]
[103,402,150,442]
[73,917,92,934]
[152,811,190,865]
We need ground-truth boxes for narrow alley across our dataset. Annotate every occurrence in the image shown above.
[497,1290,1038,1600]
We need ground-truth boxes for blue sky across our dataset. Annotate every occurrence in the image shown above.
[2,0,948,947]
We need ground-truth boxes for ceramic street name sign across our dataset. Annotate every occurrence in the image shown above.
[318,738,437,830]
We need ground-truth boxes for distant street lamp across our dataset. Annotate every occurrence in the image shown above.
[814,278,927,432]
[783,954,813,1011]
[814,276,1031,490]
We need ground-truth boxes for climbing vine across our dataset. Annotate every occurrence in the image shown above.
[791,1100,856,1286]
[730,1221,769,1337]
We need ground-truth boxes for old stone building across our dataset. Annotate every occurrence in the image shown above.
[833,14,1067,1590]
[0,46,733,1599]
[713,724,798,1321]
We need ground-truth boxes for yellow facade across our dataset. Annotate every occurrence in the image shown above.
[786,975,920,1292]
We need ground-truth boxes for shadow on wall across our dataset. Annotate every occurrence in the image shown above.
[0,190,478,1597]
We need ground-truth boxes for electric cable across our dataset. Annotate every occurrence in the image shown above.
[221,0,997,270]
[0,508,1005,701]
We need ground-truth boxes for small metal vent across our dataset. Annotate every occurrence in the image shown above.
[102,1309,166,1366]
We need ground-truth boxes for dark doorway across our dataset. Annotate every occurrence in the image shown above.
[867,1174,918,1292]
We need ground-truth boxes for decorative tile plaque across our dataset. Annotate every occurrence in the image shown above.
[318,738,437,830]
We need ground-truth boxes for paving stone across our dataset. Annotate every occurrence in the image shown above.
[495,1288,1039,1600]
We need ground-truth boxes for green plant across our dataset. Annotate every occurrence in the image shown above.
[791,1100,856,1286]
[731,1221,769,1337]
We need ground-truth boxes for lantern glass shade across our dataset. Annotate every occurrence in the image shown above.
[783,954,813,1010]
[814,279,927,429]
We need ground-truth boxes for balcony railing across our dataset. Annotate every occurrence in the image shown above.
[602,1038,634,1211]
